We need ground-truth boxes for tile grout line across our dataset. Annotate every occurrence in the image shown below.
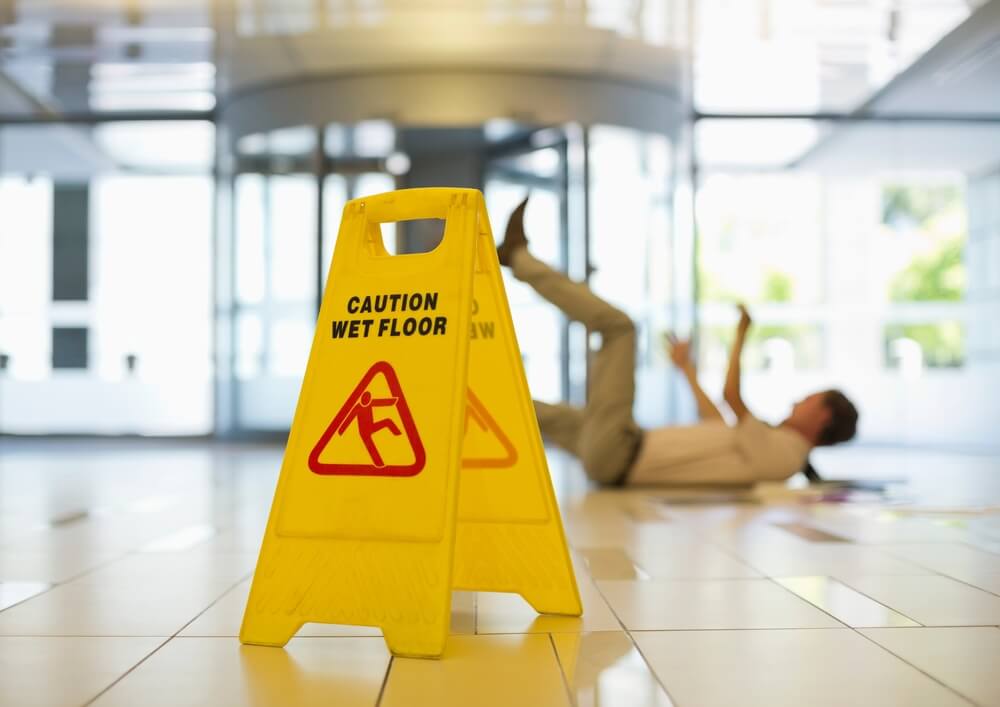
[699,527,939,627]
[832,575,926,626]
[775,571,982,704]
[712,556,967,693]
[579,571,629,633]
[0,549,137,616]
[778,574,926,627]
[874,545,1000,597]
[945,576,1000,599]
[698,533,771,579]
[79,636,174,707]
[851,629,980,706]
[767,574,894,638]
[623,629,682,707]
[79,572,252,706]
[374,656,394,707]
[958,539,1000,558]
[0,526,245,617]
[546,633,576,706]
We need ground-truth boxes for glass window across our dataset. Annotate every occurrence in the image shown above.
[694,120,983,447]
[92,121,214,171]
[235,174,267,306]
[881,178,967,369]
[0,123,214,436]
[354,120,395,158]
[229,125,319,431]
[485,179,564,404]
[322,174,350,281]
[588,125,674,425]
[269,175,318,303]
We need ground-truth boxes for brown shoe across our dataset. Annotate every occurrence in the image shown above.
[497,195,530,266]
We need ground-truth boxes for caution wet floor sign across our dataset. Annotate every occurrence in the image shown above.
[240,188,581,658]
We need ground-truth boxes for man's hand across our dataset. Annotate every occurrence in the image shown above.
[737,303,752,334]
[665,333,693,370]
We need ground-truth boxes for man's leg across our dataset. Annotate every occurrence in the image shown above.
[512,249,642,484]
[511,249,631,336]
[533,400,583,455]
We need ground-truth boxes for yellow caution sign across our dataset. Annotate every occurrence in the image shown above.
[240,188,581,658]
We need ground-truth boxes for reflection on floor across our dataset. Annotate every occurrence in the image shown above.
[1,440,999,707]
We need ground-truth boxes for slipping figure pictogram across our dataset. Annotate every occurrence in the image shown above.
[307,360,425,477]
[337,391,401,468]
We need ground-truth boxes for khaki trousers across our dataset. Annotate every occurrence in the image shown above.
[512,249,643,485]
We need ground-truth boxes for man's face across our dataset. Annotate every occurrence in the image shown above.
[791,392,830,427]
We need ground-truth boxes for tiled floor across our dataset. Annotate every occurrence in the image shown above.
[1,440,999,706]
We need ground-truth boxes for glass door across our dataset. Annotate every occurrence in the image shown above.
[484,135,571,404]
[231,126,318,431]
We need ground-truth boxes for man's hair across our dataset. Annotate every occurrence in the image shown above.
[818,390,858,446]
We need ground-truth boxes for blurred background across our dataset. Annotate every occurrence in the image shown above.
[0,0,997,453]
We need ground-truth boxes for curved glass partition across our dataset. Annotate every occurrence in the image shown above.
[216,118,682,434]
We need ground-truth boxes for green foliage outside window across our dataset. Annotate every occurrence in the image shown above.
[882,183,962,228]
[884,181,966,368]
[889,237,965,303]
[698,267,794,304]
[885,322,964,368]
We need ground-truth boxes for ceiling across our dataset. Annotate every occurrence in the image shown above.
[0,0,998,177]
[791,0,1000,175]
[0,0,993,119]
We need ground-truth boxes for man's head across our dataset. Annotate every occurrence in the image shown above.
[785,390,859,447]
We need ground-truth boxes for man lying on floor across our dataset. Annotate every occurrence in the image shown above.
[498,197,859,486]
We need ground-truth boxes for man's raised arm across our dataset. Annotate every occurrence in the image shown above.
[666,334,724,423]
[723,304,753,421]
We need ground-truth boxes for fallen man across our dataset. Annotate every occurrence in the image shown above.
[497,198,858,486]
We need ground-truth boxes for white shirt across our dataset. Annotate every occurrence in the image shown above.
[627,416,812,486]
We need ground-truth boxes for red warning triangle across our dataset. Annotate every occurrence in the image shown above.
[308,361,425,477]
[462,389,518,469]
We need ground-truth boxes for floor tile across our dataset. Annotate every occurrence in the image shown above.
[880,543,1000,589]
[180,580,381,638]
[844,576,1000,626]
[772,521,851,543]
[4,441,1000,705]
[576,548,648,580]
[597,579,843,630]
[551,631,674,706]
[775,576,919,627]
[961,574,1000,595]
[183,580,476,638]
[0,636,162,707]
[563,516,639,549]
[0,549,123,583]
[91,636,390,707]
[0,581,51,611]
[633,629,970,707]
[732,544,929,577]
[620,498,672,524]
[861,627,1000,707]
[629,543,761,579]
[476,579,622,634]
[0,568,239,636]
[380,634,571,707]
[801,511,970,544]
[139,524,218,552]
[80,550,256,586]
[448,591,477,635]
